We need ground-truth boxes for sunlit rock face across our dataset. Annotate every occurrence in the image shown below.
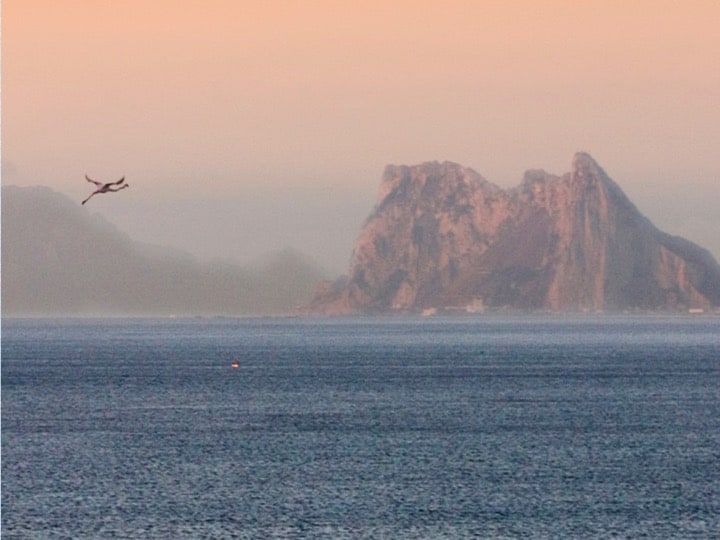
[308,153,720,314]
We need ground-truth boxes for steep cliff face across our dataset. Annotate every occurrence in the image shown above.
[308,153,720,314]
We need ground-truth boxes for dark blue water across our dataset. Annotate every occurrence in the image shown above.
[2,316,719,539]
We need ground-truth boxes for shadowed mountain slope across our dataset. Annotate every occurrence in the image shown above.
[2,186,326,316]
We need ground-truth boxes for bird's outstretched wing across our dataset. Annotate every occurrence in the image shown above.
[85,174,102,186]
[111,177,126,186]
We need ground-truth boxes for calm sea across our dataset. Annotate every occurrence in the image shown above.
[2,316,719,539]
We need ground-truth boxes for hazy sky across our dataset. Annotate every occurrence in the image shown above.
[3,0,719,272]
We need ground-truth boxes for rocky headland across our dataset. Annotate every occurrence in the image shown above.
[307,153,720,314]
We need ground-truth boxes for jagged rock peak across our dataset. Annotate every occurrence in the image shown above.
[570,151,608,184]
[375,161,494,208]
[306,153,720,314]
[572,151,601,171]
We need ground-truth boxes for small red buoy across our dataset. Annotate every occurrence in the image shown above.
[231,360,240,368]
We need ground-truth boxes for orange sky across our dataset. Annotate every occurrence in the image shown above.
[3,0,719,269]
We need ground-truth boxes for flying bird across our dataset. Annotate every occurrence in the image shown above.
[82,175,129,205]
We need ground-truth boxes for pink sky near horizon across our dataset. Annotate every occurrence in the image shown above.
[3,1,719,270]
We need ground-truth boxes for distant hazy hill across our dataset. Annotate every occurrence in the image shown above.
[2,186,327,316]
[308,153,720,314]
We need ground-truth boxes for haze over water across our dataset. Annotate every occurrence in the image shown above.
[4,8,719,538]
[3,1,720,272]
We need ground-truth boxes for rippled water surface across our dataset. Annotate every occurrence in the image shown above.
[3,316,719,538]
